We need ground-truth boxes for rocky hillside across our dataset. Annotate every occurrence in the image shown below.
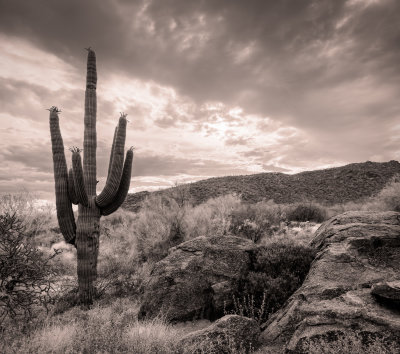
[123,160,400,212]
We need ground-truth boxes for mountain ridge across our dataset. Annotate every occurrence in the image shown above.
[123,160,400,212]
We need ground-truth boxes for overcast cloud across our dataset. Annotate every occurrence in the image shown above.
[0,0,399,200]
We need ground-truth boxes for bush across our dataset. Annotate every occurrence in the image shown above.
[0,193,55,237]
[185,194,242,239]
[231,242,316,323]
[374,176,400,212]
[135,193,243,262]
[134,192,189,263]
[0,213,59,324]
[229,200,286,243]
[287,202,327,223]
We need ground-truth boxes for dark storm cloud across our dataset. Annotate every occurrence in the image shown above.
[1,0,398,133]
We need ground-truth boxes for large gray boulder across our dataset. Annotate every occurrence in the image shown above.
[260,211,400,352]
[139,236,258,322]
[179,315,260,353]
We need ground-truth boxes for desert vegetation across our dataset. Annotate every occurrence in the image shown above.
[1,174,400,352]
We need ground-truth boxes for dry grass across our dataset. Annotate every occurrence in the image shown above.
[1,299,184,354]
[301,331,400,354]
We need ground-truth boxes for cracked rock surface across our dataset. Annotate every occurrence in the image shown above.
[260,211,400,352]
[138,236,257,322]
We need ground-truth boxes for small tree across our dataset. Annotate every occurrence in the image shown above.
[0,213,59,324]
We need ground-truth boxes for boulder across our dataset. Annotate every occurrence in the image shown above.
[260,211,400,353]
[179,315,260,353]
[138,236,258,322]
[371,281,400,308]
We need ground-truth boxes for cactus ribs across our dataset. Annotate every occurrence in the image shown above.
[49,49,134,307]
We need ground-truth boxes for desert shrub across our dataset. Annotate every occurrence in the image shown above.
[232,242,316,323]
[229,200,287,243]
[287,202,327,223]
[185,194,242,239]
[0,213,60,324]
[0,193,55,237]
[230,205,264,243]
[260,222,320,247]
[135,193,244,263]
[96,256,150,299]
[230,215,263,243]
[134,193,188,263]
[373,175,400,212]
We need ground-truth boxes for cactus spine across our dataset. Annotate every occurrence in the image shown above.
[49,49,134,306]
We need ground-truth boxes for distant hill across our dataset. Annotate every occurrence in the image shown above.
[123,160,400,212]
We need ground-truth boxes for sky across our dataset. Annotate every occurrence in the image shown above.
[0,0,399,201]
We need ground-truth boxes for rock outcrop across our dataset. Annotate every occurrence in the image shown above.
[179,315,260,353]
[260,211,400,352]
[371,281,400,308]
[139,236,258,322]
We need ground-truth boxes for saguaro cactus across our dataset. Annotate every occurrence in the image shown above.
[49,49,134,306]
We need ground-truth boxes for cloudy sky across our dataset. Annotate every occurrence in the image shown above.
[0,0,399,201]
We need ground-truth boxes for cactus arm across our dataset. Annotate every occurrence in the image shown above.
[107,126,118,180]
[49,106,76,245]
[68,168,79,205]
[95,113,127,207]
[71,147,89,206]
[101,147,134,216]
[83,48,97,196]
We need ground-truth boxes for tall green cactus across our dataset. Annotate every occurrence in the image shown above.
[49,48,134,306]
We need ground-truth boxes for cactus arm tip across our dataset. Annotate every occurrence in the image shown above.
[69,146,83,153]
[120,112,131,123]
[47,106,62,113]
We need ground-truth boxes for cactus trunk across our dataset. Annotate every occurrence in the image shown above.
[76,200,100,306]
[49,48,134,308]
[75,48,100,306]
